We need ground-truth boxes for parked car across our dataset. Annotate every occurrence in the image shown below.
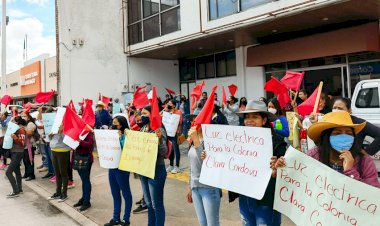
[351,79,380,176]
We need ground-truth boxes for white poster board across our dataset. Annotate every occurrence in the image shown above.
[274,146,380,226]
[199,124,273,199]
[2,122,20,149]
[94,129,122,169]
[51,107,66,134]
[162,111,180,137]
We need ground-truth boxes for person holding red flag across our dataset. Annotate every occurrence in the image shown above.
[139,101,168,226]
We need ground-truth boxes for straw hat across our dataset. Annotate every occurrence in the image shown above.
[237,100,277,122]
[307,111,366,142]
[96,101,106,108]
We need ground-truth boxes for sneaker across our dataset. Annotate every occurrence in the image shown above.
[171,166,180,174]
[79,203,91,212]
[58,194,68,202]
[166,165,174,172]
[120,221,130,226]
[135,197,144,205]
[6,192,19,198]
[104,219,121,226]
[0,164,7,170]
[48,193,61,200]
[42,173,54,179]
[73,199,84,207]
[49,176,56,183]
[133,205,148,214]
[68,180,75,189]
[25,176,36,181]
[37,165,44,170]
[38,167,48,172]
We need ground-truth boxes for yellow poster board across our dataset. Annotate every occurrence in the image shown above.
[119,130,159,179]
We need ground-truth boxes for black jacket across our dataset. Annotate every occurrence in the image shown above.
[351,115,380,155]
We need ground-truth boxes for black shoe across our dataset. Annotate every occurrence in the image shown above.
[22,175,28,179]
[58,194,68,202]
[104,219,121,226]
[42,173,54,179]
[133,205,148,214]
[25,176,36,181]
[48,193,61,200]
[135,197,144,205]
[120,221,130,226]
[6,192,19,198]
[19,189,23,194]
[79,203,91,212]
[74,199,84,207]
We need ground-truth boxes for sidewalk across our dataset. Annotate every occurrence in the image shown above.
[22,142,295,226]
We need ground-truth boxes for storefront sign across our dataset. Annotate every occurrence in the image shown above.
[199,124,273,199]
[20,61,41,96]
[274,146,380,226]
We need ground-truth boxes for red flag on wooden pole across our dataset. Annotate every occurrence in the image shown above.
[280,71,305,91]
[63,106,86,141]
[82,99,95,128]
[297,82,323,117]
[133,86,150,109]
[264,76,291,108]
[191,85,218,129]
[35,91,55,104]
[102,95,111,108]
[228,84,237,96]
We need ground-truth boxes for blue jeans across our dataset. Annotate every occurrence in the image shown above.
[168,135,180,167]
[108,169,132,223]
[192,187,221,226]
[239,195,281,226]
[44,143,54,174]
[182,118,188,137]
[77,162,92,204]
[140,164,167,226]
[39,143,48,167]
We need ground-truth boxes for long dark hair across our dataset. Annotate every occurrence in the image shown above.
[269,98,283,116]
[333,97,351,110]
[114,116,129,134]
[319,128,363,174]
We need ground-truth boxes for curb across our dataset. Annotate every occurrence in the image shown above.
[24,180,99,226]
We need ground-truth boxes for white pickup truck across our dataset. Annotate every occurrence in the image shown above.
[351,79,380,176]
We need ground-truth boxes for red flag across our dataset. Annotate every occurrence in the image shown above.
[150,86,162,131]
[82,99,95,128]
[35,91,55,104]
[133,86,150,109]
[1,95,12,106]
[165,88,176,95]
[102,95,111,108]
[280,71,305,91]
[264,76,290,108]
[297,85,322,117]
[228,84,237,96]
[190,81,205,101]
[192,85,218,129]
[63,106,87,141]
[85,99,93,107]
[22,102,37,110]
[68,100,76,113]
[222,86,227,105]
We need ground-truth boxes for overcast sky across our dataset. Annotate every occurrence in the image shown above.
[0,0,55,73]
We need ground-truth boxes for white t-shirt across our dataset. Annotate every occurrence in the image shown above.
[302,114,323,150]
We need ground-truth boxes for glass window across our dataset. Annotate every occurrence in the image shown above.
[209,0,238,20]
[240,0,272,11]
[128,0,142,24]
[197,55,215,79]
[143,16,160,40]
[161,0,180,10]
[216,51,236,77]
[143,0,160,18]
[128,23,142,45]
[179,59,195,81]
[355,88,380,108]
[161,7,180,35]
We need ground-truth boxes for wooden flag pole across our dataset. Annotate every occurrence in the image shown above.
[312,82,324,114]
[292,90,299,103]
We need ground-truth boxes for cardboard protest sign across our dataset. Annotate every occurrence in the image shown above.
[94,129,122,169]
[2,122,20,149]
[199,124,273,199]
[51,107,66,134]
[274,146,380,226]
[162,111,180,137]
[112,102,121,117]
[286,112,295,140]
[42,112,56,135]
[119,130,158,179]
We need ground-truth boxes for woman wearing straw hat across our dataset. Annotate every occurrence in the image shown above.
[276,111,380,188]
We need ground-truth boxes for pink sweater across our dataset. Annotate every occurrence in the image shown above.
[308,148,380,188]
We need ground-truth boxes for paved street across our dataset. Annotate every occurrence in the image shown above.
[0,172,78,226]
[0,143,295,226]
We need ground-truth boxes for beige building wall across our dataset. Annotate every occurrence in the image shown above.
[45,56,57,91]
[6,70,21,97]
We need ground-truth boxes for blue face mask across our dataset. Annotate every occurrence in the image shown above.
[141,116,150,126]
[329,134,354,152]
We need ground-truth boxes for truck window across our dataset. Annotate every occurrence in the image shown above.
[355,87,380,108]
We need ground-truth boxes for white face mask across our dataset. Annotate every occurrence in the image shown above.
[268,108,277,115]
[332,109,345,113]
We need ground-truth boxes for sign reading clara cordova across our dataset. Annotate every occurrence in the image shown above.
[274,147,380,226]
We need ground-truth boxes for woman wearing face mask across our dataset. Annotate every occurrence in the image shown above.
[165,99,182,174]
[20,111,37,181]
[204,100,287,226]
[276,111,380,188]
[104,116,132,226]
[267,98,288,138]
[332,97,380,156]
[178,95,190,137]
[139,105,168,226]
[221,96,239,126]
